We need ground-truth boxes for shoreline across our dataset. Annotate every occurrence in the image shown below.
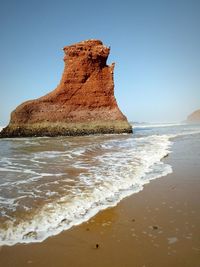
[0,134,200,266]
[0,132,171,246]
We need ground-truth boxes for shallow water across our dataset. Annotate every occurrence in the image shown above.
[0,122,200,245]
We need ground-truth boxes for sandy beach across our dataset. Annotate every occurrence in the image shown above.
[0,133,200,267]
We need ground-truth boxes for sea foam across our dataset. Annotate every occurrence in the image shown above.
[1,123,200,246]
[0,134,173,246]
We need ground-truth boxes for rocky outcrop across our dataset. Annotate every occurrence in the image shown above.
[187,109,200,123]
[0,40,132,137]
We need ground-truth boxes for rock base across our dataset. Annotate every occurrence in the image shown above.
[0,121,132,138]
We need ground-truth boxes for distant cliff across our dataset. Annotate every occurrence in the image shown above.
[0,40,132,138]
[187,109,200,123]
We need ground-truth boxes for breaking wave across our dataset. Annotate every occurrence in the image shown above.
[0,123,200,246]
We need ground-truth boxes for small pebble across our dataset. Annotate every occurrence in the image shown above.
[152,225,158,230]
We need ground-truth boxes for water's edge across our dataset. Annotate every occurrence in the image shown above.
[1,124,200,246]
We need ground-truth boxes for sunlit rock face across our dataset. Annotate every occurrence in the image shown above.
[0,39,132,137]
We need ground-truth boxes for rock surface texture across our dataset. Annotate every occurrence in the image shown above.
[1,40,132,137]
[187,109,200,123]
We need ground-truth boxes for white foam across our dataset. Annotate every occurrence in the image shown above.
[0,134,173,246]
[0,167,38,174]
[1,125,199,246]
[133,122,186,128]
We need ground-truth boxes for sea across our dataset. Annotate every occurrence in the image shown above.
[0,122,200,246]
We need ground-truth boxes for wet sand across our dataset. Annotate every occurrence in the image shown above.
[0,134,200,267]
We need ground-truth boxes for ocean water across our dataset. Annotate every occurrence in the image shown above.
[0,123,200,246]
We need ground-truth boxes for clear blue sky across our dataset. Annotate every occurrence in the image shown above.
[0,0,200,125]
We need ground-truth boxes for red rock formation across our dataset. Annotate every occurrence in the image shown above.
[187,109,200,123]
[0,40,132,137]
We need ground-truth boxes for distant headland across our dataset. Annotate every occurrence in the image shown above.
[0,40,132,138]
[187,109,200,123]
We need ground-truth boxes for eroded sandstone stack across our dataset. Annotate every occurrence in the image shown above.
[187,109,200,123]
[0,39,132,137]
